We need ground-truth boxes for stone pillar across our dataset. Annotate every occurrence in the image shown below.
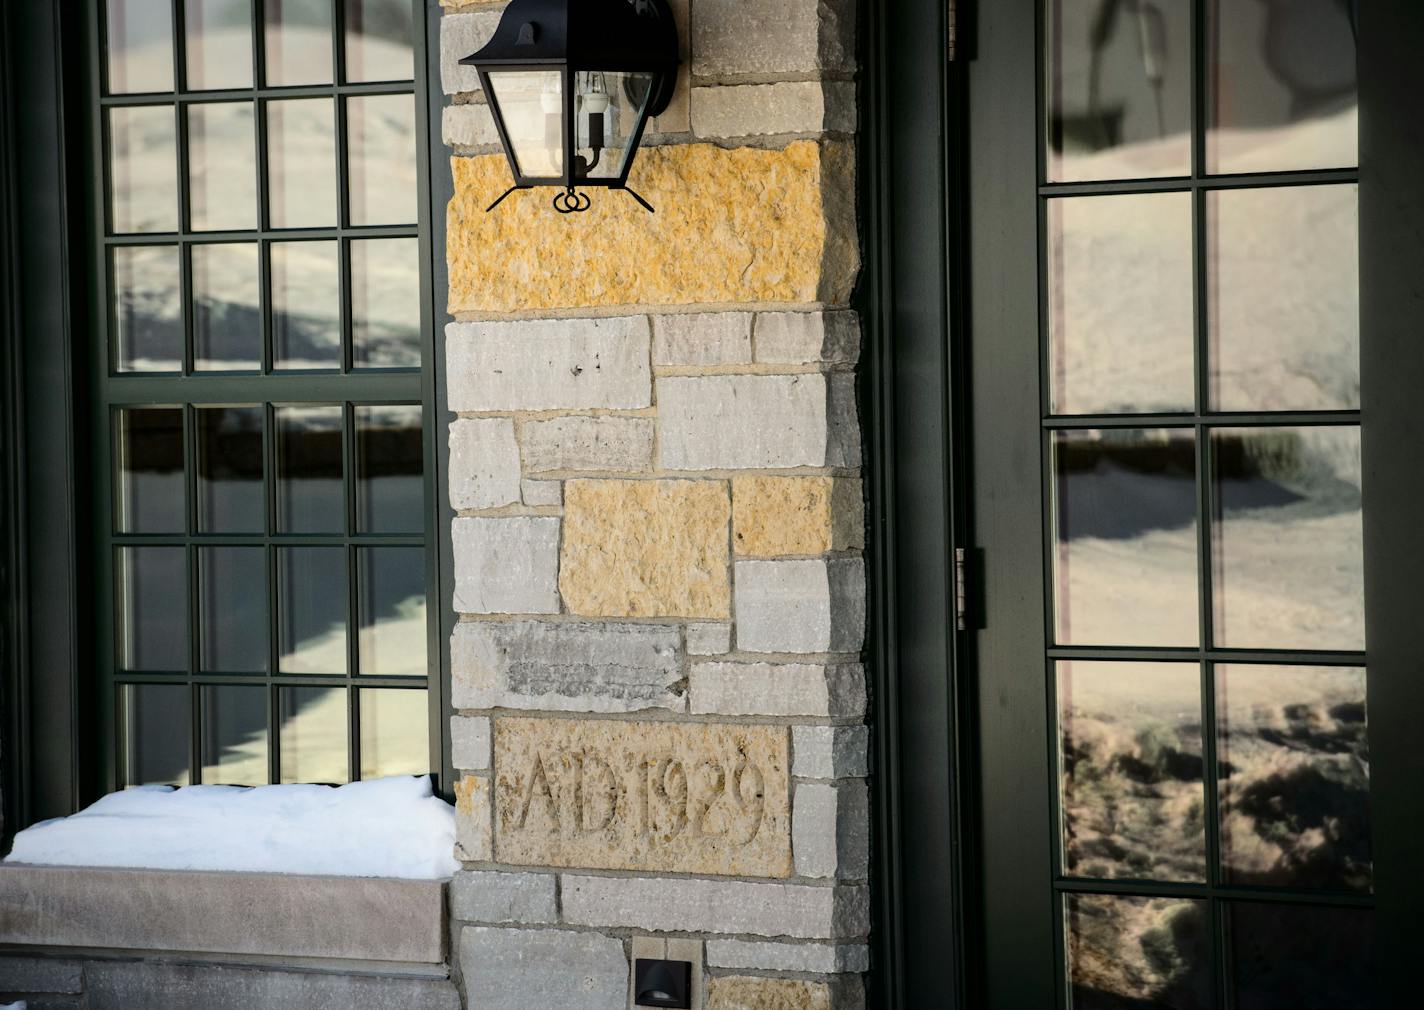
[440,2,866,1007]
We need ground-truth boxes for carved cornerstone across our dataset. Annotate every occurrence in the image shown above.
[493,718,792,877]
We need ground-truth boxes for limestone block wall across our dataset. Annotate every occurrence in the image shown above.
[439,2,866,1008]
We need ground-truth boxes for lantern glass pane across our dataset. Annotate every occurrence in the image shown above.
[574,70,655,181]
[487,71,565,179]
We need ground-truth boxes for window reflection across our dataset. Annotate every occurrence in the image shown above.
[355,405,423,534]
[107,0,175,94]
[1210,426,1363,651]
[267,99,337,228]
[1065,893,1211,1010]
[346,94,417,226]
[1226,902,1373,1009]
[185,0,254,91]
[359,689,429,779]
[271,241,341,369]
[351,238,421,368]
[109,106,179,234]
[1058,661,1206,882]
[264,0,334,86]
[357,547,426,676]
[192,243,261,370]
[188,102,257,231]
[1208,0,1357,174]
[1217,664,1370,891]
[276,405,345,533]
[1053,430,1199,647]
[344,0,415,83]
[117,546,189,672]
[278,547,349,675]
[200,685,268,785]
[122,685,190,787]
[115,407,185,534]
[199,546,268,673]
[196,406,264,533]
[279,686,349,784]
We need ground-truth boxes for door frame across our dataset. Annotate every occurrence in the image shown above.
[864,0,1424,1005]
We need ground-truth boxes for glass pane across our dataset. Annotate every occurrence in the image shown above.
[278,547,348,674]
[109,107,179,234]
[344,0,414,83]
[355,404,422,534]
[487,71,565,179]
[192,243,261,370]
[184,0,253,91]
[1048,194,1195,415]
[1210,426,1363,651]
[279,686,348,784]
[271,241,340,369]
[1208,185,1359,412]
[1207,0,1357,175]
[276,405,344,533]
[188,102,257,231]
[346,94,417,225]
[264,0,333,86]
[1046,0,1191,182]
[199,545,268,672]
[196,405,264,533]
[357,547,426,676]
[117,546,188,672]
[1065,893,1211,1010]
[351,238,420,368]
[267,99,337,227]
[1217,664,1370,891]
[113,245,183,373]
[115,407,185,534]
[200,685,268,785]
[1057,661,1206,882]
[1226,903,1373,1010]
[359,689,429,779]
[1052,430,1199,647]
[575,70,652,180]
[121,684,190,787]
[107,0,175,94]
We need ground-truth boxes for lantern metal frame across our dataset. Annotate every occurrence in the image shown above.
[460,0,680,213]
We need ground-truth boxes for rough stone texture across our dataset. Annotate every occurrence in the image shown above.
[561,876,870,940]
[691,0,857,78]
[446,317,652,412]
[793,780,870,879]
[0,866,446,962]
[734,558,866,653]
[455,775,492,862]
[686,621,732,656]
[732,476,864,556]
[449,418,521,510]
[560,480,731,619]
[84,961,460,1010]
[442,102,500,149]
[522,478,563,507]
[451,517,561,615]
[451,620,683,713]
[792,725,870,780]
[447,142,858,314]
[657,374,860,471]
[652,312,753,366]
[439,10,501,95]
[756,311,861,365]
[705,940,871,975]
[449,870,557,925]
[689,663,866,718]
[521,416,654,474]
[451,715,492,771]
[646,0,691,136]
[493,717,791,877]
[706,977,829,1010]
[0,956,83,993]
[461,927,627,1010]
[692,82,856,139]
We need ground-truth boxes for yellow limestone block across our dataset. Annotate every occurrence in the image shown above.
[447,140,858,314]
[560,479,731,618]
[733,476,864,556]
[708,977,831,1010]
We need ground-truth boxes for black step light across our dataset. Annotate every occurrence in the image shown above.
[633,958,692,1009]
[460,0,680,215]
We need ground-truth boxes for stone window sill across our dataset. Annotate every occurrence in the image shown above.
[0,865,448,965]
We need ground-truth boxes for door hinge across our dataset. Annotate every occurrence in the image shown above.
[954,547,969,631]
[947,1,959,62]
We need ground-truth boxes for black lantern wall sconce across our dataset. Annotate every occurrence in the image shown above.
[461,0,680,214]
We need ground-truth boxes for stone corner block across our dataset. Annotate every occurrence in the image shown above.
[521,478,563,507]
[705,938,871,975]
[449,417,521,511]
[689,662,865,719]
[755,310,861,366]
[691,0,857,78]
[652,312,753,367]
[685,621,732,656]
[792,724,870,779]
[521,416,654,475]
[449,870,557,925]
[452,516,560,615]
[793,779,870,880]
[460,926,627,1010]
[440,10,501,95]
[734,557,866,654]
[732,476,864,557]
[658,374,859,471]
[443,102,501,150]
[708,976,865,1010]
[450,714,491,771]
[454,775,492,861]
[446,316,652,413]
[691,81,856,140]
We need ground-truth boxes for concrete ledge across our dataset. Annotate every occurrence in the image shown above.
[0,867,447,963]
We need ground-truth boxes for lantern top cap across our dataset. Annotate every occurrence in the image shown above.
[459,0,680,72]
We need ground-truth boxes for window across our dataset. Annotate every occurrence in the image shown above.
[94,0,436,788]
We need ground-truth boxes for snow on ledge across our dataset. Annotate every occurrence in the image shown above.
[4,776,458,880]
